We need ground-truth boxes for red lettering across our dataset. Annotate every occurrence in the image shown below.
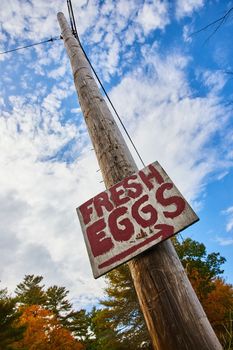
[139,164,164,190]
[109,183,130,206]
[154,224,174,239]
[108,206,134,241]
[156,183,185,218]
[86,218,114,257]
[123,175,143,199]
[93,192,113,218]
[132,195,157,228]
[79,198,93,225]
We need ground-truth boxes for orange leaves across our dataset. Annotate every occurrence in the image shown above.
[16,305,51,348]
[201,278,233,335]
[48,326,84,350]
[14,305,84,350]
[187,270,233,343]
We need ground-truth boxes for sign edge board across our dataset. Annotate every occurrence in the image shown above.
[76,161,199,279]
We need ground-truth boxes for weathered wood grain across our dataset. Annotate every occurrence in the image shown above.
[58,12,222,350]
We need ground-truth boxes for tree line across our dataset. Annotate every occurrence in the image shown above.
[0,237,232,349]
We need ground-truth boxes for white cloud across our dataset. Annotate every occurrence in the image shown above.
[1,0,233,309]
[71,107,81,114]
[176,0,204,19]
[216,171,229,180]
[223,206,233,232]
[197,69,226,94]
[216,237,233,246]
[136,0,170,35]
[72,0,99,37]
[0,97,5,106]
[0,0,172,81]
[110,49,231,203]
[116,0,135,19]
[183,24,193,43]
[0,0,66,41]
[0,90,106,304]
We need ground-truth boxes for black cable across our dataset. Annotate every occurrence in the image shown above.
[67,0,146,168]
[1,5,146,168]
[190,7,233,43]
[0,37,60,55]
[80,45,146,168]
[67,0,77,37]
[67,0,78,38]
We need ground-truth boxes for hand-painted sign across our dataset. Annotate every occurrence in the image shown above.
[77,161,199,278]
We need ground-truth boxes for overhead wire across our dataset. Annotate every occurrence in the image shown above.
[0,37,61,55]
[1,4,145,168]
[66,0,146,168]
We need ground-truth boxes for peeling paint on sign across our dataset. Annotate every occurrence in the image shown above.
[77,161,199,278]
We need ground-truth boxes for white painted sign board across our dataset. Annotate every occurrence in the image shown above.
[77,161,199,278]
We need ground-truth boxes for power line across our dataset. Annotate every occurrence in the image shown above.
[190,7,233,43]
[1,6,145,168]
[0,37,61,55]
[67,0,146,168]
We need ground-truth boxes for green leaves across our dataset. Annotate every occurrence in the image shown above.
[1,237,231,350]
[0,288,25,350]
[99,265,152,350]
[173,237,226,300]
[14,275,86,339]
[1,276,88,349]
[96,237,230,349]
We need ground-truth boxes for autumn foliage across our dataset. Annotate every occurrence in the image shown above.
[96,238,233,349]
[0,238,232,349]
[202,278,233,339]
[13,305,84,350]
[0,276,86,350]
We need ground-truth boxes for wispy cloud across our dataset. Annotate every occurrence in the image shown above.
[223,206,233,232]
[0,100,105,302]
[136,0,170,35]
[216,237,233,246]
[197,69,227,94]
[176,0,204,19]
[110,49,231,203]
[1,0,233,304]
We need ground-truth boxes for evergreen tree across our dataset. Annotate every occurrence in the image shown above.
[14,274,90,343]
[0,288,25,350]
[45,286,90,340]
[45,285,72,319]
[100,265,152,349]
[87,307,128,350]
[15,275,46,306]
[173,237,226,300]
[67,309,90,340]
[99,237,230,349]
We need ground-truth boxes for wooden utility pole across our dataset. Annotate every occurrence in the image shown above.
[57,12,222,350]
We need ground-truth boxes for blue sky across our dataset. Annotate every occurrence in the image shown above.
[0,0,233,308]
